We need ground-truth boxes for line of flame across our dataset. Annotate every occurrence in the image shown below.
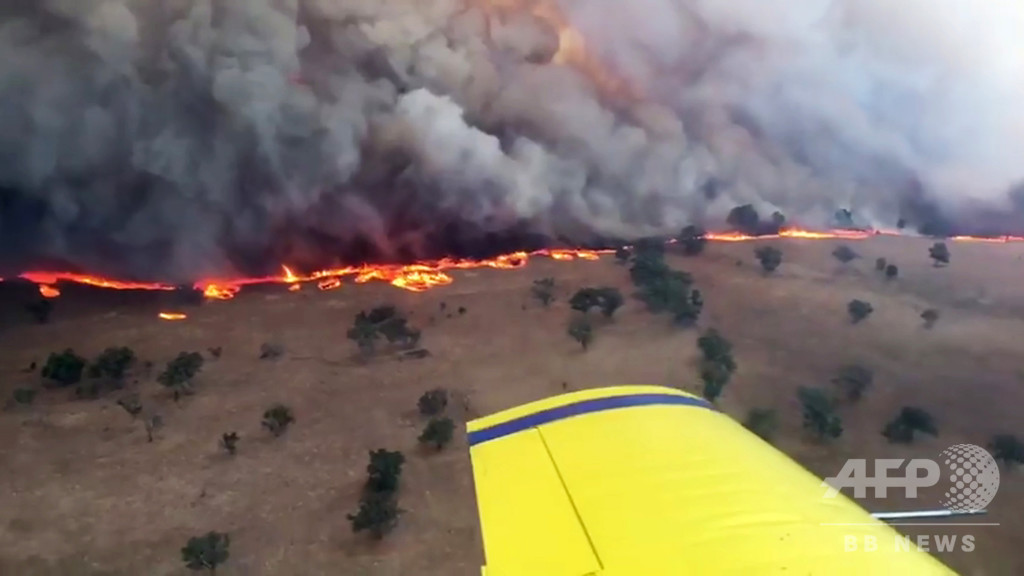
[9,229,1024,299]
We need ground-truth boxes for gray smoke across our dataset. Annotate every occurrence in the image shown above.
[2,0,1022,280]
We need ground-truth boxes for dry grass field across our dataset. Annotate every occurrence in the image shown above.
[1,235,1023,575]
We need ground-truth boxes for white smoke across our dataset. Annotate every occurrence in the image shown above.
[1,0,1022,278]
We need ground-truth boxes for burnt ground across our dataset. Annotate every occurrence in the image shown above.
[0,236,1023,575]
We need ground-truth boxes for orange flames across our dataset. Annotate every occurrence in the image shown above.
[158,312,187,321]
[7,229,1024,302]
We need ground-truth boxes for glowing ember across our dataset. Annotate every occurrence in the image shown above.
[8,229,1024,302]
[159,312,187,321]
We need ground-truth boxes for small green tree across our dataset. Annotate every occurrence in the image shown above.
[754,246,782,273]
[261,404,294,436]
[417,388,448,416]
[598,288,624,318]
[744,408,778,441]
[87,346,136,382]
[929,242,950,266]
[921,309,940,329]
[41,349,86,388]
[700,362,730,402]
[989,435,1024,468]
[833,364,873,402]
[348,492,402,539]
[671,288,703,326]
[158,352,203,400]
[568,316,593,351]
[875,257,887,271]
[885,264,899,279]
[832,245,859,264]
[419,417,455,450]
[847,300,873,324]
[531,278,556,307]
[366,449,405,493]
[797,387,843,441]
[678,225,707,256]
[347,322,379,357]
[181,531,230,574]
[220,432,239,455]
[697,329,735,370]
[882,407,938,444]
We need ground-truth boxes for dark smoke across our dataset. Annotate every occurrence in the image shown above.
[2,0,1023,281]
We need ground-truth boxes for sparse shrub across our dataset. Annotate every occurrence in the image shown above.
[221,432,239,455]
[754,246,782,273]
[568,316,593,350]
[847,300,873,324]
[350,306,421,354]
[144,414,163,443]
[458,306,466,315]
[744,408,778,441]
[417,388,448,416]
[929,242,950,266]
[885,264,898,279]
[921,309,940,329]
[12,388,36,405]
[87,346,136,382]
[597,288,624,317]
[882,407,938,444]
[418,417,455,450]
[208,346,222,359]
[989,435,1024,468]
[875,257,887,271]
[261,404,294,436]
[797,387,843,441]
[832,245,859,264]
[41,349,86,388]
[26,299,53,324]
[347,321,379,356]
[678,225,707,256]
[531,278,556,307]
[833,364,873,402]
[181,531,230,574]
[348,492,402,539]
[157,352,204,400]
[259,342,284,359]
[366,449,405,493]
[117,394,143,418]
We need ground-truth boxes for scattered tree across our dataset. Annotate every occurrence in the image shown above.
[568,316,593,351]
[885,264,898,279]
[754,246,782,273]
[797,387,843,441]
[989,435,1024,468]
[697,329,735,371]
[744,408,778,441]
[417,388,448,416]
[87,346,136,383]
[633,237,666,259]
[220,432,239,455]
[847,300,873,324]
[834,208,855,228]
[12,388,36,405]
[929,242,950,266]
[531,278,556,307]
[157,352,204,400]
[678,225,707,256]
[832,245,859,264]
[366,449,405,493]
[181,531,230,574]
[921,308,940,329]
[896,218,907,230]
[569,287,623,318]
[833,364,873,402]
[41,349,86,388]
[882,407,938,444]
[875,257,887,271]
[727,204,761,235]
[26,299,53,324]
[614,246,631,263]
[672,289,704,326]
[419,417,455,450]
[347,321,379,357]
[348,492,402,539]
[700,362,730,403]
[261,404,294,436]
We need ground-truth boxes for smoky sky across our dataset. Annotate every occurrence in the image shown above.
[1,0,1022,281]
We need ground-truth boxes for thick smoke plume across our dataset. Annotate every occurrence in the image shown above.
[2,0,1023,280]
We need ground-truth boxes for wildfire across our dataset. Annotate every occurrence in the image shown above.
[158,312,187,321]
[8,228,1024,303]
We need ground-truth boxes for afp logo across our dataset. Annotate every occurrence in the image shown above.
[822,444,1000,511]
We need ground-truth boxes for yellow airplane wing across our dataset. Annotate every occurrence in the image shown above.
[466,385,956,575]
